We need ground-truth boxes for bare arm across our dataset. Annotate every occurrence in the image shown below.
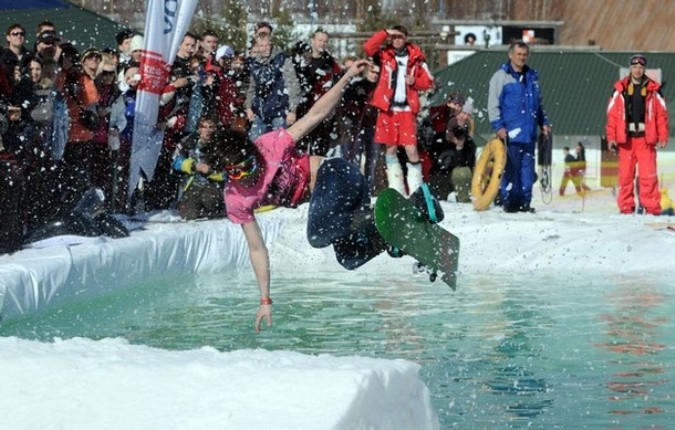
[241,220,272,332]
[287,59,369,142]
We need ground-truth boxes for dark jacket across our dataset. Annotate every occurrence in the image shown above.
[245,47,301,121]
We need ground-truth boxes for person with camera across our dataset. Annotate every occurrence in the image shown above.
[33,29,61,83]
[427,92,476,202]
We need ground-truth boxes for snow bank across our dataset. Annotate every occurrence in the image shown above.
[0,336,439,430]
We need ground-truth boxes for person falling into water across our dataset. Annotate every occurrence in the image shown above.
[214,60,393,332]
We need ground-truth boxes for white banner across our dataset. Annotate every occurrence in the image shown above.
[128,0,198,197]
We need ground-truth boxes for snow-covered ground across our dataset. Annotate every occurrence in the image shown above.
[1,186,673,430]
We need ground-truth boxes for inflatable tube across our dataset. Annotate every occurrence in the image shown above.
[254,205,277,213]
[471,138,507,211]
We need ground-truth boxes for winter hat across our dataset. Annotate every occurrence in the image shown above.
[81,47,102,61]
[216,44,234,60]
[446,92,466,107]
[130,35,144,52]
[115,29,135,46]
[629,54,647,66]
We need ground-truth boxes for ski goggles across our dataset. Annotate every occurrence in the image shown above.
[629,55,646,66]
[225,155,258,180]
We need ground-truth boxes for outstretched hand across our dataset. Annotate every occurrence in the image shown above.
[255,304,272,333]
[344,59,371,79]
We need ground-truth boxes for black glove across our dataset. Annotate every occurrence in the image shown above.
[438,149,456,170]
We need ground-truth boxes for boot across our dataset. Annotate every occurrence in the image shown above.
[406,161,423,195]
[385,155,406,196]
[409,183,445,223]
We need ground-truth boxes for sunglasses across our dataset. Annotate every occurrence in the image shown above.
[630,59,646,66]
[390,34,406,40]
[10,31,25,37]
[102,70,116,77]
[225,155,258,180]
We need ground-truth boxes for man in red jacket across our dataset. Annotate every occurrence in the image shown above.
[606,54,669,215]
[363,26,434,196]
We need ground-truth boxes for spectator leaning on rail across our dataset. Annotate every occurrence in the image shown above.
[488,41,550,213]
[363,25,434,197]
[606,54,668,215]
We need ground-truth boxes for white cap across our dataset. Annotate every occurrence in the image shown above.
[216,44,234,60]
[130,35,144,52]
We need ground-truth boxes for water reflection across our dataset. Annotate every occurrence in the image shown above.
[597,285,669,419]
[482,294,553,421]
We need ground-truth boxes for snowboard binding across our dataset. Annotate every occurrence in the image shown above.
[412,261,438,283]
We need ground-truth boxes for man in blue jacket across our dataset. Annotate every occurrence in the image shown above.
[488,42,550,213]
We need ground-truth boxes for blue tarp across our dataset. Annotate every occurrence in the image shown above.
[1,0,71,10]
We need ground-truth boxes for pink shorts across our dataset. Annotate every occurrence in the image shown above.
[374,110,418,146]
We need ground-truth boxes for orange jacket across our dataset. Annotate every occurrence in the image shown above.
[606,76,668,146]
[55,71,100,143]
[363,30,433,115]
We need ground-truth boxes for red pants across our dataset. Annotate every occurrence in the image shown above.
[374,110,417,146]
[616,136,661,214]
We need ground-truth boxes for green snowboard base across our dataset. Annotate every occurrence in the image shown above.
[374,188,460,289]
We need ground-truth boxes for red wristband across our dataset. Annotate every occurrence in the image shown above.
[260,297,273,305]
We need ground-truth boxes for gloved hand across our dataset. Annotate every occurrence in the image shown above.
[438,150,456,170]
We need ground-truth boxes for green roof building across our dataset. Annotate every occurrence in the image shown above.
[431,50,675,140]
[1,1,126,53]
[431,49,675,189]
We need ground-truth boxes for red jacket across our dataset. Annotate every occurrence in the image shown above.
[363,30,433,115]
[606,75,669,146]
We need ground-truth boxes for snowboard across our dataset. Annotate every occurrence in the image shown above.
[374,188,460,289]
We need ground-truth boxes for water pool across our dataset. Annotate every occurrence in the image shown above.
[2,268,672,429]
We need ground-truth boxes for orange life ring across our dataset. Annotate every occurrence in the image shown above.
[471,138,507,211]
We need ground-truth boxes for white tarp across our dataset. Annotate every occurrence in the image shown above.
[0,212,284,322]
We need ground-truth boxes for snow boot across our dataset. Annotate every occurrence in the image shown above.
[409,183,444,224]
[385,154,406,196]
[406,161,423,195]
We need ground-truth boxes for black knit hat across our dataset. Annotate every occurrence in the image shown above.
[115,29,135,46]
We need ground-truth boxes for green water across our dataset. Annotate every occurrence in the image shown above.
[2,268,673,429]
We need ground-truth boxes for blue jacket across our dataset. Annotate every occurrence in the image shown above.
[488,62,549,144]
[246,48,301,121]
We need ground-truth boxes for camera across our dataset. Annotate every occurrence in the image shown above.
[451,125,467,139]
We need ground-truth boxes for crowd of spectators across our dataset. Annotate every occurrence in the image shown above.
[0,20,474,254]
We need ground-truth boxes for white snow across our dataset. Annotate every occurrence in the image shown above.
[1,186,673,430]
